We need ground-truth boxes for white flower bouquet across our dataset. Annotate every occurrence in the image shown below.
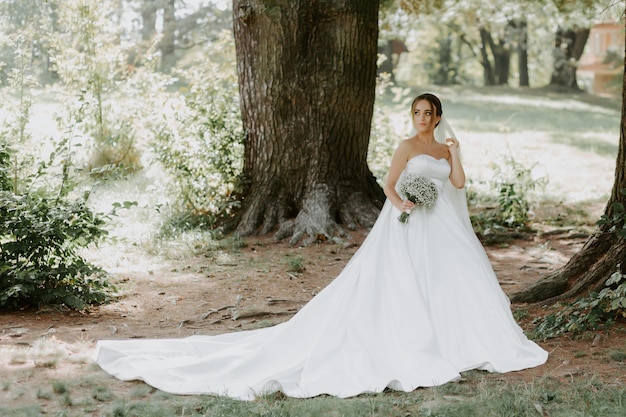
[397,172,438,223]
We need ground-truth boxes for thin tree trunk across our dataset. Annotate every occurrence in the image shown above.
[494,41,510,85]
[479,26,511,86]
[517,20,529,87]
[479,28,495,86]
[549,26,590,90]
[434,36,453,85]
[141,0,158,41]
[160,0,176,72]
[232,0,383,245]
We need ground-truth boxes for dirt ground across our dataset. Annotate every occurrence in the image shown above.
[1,220,625,408]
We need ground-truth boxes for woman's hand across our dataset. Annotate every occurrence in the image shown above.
[445,137,459,150]
[401,199,415,212]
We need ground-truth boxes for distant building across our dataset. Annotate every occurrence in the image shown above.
[578,20,624,95]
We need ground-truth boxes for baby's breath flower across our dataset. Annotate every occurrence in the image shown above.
[397,172,438,223]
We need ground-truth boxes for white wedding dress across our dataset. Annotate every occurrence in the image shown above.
[95,154,548,400]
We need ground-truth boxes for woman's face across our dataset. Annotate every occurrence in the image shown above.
[412,100,440,133]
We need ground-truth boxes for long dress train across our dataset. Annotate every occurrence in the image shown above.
[95,154,548,400]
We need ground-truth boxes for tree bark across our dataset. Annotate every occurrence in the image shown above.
[548,26,590,90]
[232,0,384,245]
[160,0,177,72]
[479,26,511,86]
[434,36,453,85]
[140,0,158,42]
[493,41,510,85]
[479,28,495,86]
[516,20,529,87]
[513,24,626,303]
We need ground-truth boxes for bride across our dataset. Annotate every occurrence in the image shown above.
[95,93,548,400]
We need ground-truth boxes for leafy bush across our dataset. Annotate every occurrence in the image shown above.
[52,0,142,175]
[469,157,546,239]
[148,32,245,232]
[1,96,114,310]
[597,189,626,239]
[532,268,626,340]
[0,141,11,191]
[368,73,406,185]
[0,190,112,310]
[82,103,143,175]
[491,157,546,227]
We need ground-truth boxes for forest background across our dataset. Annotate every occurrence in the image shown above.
[0,0,625,416]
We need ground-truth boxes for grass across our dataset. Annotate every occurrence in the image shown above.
[286,254,306,274]
[608,350,626,362]
[440,85,621,135]
[550,132,619,158]
[0,374,624,416]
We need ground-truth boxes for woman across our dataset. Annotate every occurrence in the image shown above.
[95,93,548,400]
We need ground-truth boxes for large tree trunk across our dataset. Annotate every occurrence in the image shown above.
[512,25,626,303]
[548,26,590,90]
[232,0,384,245]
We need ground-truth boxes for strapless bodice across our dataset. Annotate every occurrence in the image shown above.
[404,154,450,189]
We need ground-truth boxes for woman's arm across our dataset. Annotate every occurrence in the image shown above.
[384,142,414,211]
[446,138,465,188]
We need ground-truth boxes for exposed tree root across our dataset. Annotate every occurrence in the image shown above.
[236,182,384,246]
[511,233,625,304]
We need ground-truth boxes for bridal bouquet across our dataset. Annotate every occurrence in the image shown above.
[397,172,438,223]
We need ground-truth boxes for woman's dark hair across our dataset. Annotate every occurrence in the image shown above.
[411,93,443,118]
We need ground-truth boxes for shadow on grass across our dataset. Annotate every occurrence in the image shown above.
[550,133,619,158]
[392,85,622,137]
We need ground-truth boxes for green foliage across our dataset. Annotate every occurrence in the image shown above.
[149,32,245,231]
[0,0,57,86]
[0,179,114,312]
[411,11,478,87]
[597,189,626,239]
[286,255,306,274]
[0,29,40,192]
[0,187,113,310]
[368,75,409,184]
[534,191,626,339]
[533,268,626,340]
[51,0,142,175]
[608,349,626,362]
[469,157,547,239]
[0,141,12,192]
[52,381,68,395]
[0,58,114,310]
[491,157,546,228]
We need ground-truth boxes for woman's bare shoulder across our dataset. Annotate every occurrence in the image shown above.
[392,138,411,153]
